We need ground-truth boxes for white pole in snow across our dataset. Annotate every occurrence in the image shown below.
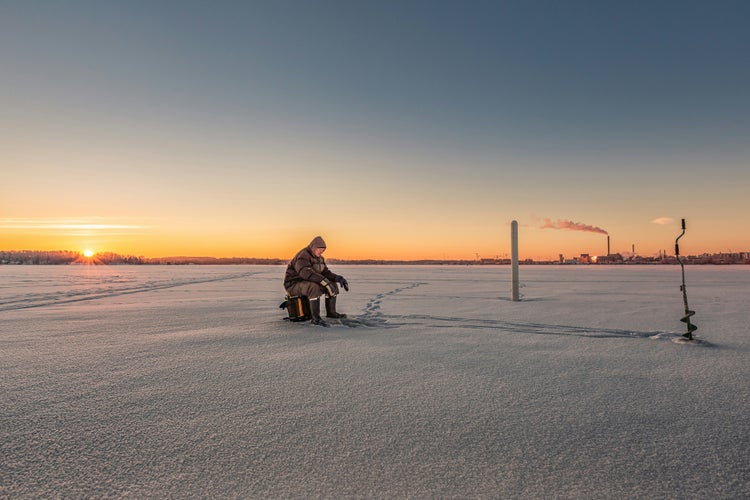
[511,220,520,301]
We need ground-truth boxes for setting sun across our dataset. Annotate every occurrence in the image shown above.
[83,249,94,258]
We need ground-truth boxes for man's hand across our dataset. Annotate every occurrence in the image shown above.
[336,276,349,292]
[321,279,337,297]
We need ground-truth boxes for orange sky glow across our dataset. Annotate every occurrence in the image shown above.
[1,214,744,262]
[2,3,748,262]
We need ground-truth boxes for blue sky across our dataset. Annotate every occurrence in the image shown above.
[2,1,749,259]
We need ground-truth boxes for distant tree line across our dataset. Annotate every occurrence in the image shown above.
[327,259,495,265]
[0,250,285,265]
[2,250,748,266]
[0,250,147,265]
[146,256,285,265]
[2,250,79,265]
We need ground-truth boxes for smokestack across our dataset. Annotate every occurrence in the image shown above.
[607,235,610,256]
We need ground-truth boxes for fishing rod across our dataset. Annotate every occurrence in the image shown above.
[675,219,697,340]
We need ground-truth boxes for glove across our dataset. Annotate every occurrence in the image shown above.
[321,279,337,297]
[336,276,349,292]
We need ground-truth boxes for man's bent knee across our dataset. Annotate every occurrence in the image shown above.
[287,281,325,299]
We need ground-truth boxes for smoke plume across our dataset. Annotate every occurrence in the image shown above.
[541,218,608,235]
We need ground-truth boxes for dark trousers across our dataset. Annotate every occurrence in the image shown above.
[286,280,339,300]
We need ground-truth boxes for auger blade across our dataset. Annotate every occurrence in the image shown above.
[680,310,696,324]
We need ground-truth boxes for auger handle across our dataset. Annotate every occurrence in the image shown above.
[675,218,686,256]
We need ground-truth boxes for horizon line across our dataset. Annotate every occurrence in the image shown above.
[2,249,749,265]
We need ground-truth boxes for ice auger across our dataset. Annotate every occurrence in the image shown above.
[675,219,697,340]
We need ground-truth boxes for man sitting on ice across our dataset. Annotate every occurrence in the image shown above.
[283,236,349,326]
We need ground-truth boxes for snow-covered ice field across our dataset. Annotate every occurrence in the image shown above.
[1,264,748,498]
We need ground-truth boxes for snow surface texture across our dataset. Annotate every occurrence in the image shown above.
[1,265,748,498]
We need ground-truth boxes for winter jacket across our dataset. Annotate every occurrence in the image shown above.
[284,236,339,289]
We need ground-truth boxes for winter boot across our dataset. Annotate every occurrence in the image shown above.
[310,298,329,327]
[325,296,347,319]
